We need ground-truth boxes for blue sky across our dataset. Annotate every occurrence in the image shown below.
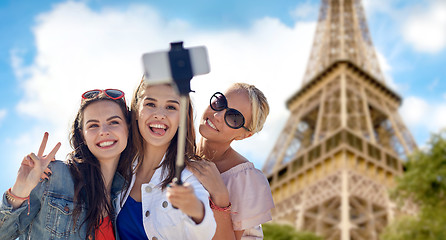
[0,0,445,192]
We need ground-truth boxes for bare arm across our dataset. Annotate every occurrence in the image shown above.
[189,161,243,239]
[209,210,243,240]
[234,230,245,240]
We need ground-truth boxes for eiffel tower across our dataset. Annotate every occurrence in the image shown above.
[262,0,417,239]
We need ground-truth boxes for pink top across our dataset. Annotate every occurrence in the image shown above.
[221,162,274,238]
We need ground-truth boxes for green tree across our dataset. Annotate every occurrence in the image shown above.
[263,223,323,240]
[380,131,446,240]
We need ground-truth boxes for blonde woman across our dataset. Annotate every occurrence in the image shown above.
[190,83,274,240]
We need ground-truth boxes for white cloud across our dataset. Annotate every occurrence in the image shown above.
[12,1,316,168]
[400,96,446,133]
[290,1,319,21]
[375,50,401,91]
[431,105,446,131]
[400,96,429,126]
[402,1,446,53]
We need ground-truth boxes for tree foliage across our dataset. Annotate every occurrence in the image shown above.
[263,223,323,240]
[380,131,446,240]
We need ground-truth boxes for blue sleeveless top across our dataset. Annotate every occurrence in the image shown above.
[117,196,149,240]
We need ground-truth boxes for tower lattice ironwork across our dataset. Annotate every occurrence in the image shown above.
[262,0,417,239]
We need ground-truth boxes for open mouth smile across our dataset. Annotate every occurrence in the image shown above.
[149,123,168,136]
[97,140,117,148]
[206,118,219,131]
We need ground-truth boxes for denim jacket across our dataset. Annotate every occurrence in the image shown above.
[0,160,126,240]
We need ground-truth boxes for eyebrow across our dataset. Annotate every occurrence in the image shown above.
[107,115,123,121]
[144,97,180,105]
[85,115,123,125]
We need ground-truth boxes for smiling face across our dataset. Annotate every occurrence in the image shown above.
[82,100,129,163]
[199,87,253,142]
[136,84,180,150]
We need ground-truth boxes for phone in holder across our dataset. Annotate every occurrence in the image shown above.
[142,44,210,86]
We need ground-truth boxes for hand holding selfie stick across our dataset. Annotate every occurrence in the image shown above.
[142,41,210,185]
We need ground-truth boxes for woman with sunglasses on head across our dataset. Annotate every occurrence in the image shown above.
[0,89,133,239]
[189,83,274,240]
[115,79,216,240]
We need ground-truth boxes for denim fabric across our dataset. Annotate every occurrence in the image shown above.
[0,160,125,240]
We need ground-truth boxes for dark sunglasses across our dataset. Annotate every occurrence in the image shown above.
[210,92,250,131]
[82,89,126,104]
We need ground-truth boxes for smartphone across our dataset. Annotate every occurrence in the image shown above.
[142,45,210,85]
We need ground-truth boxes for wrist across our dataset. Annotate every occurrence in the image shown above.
[190,200,205,224]
[11,185,31,199]
[209,196,233,213]
[6,188,31,215]
[210,191,230,208]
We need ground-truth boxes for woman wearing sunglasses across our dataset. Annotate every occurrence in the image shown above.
[114,80,216,240]
[189,83,274,240]
[0,89,133,239]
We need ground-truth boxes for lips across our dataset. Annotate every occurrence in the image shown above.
[206,118,219,131]
[97,140,117,148]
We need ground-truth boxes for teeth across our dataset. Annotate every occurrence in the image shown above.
[99,141,115,147]
[150,123,167,129]
[207,119,218,130]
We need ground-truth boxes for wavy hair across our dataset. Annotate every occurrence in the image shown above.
[67,92,133,238]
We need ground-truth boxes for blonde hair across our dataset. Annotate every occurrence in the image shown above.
[229,83,269,134]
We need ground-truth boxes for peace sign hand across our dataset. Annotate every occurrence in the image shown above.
[11,132,61,199]
[39,156,56,182]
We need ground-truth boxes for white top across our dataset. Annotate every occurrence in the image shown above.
[221,162,275,239]
[115,159,216,240]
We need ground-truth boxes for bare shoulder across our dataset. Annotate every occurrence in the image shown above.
[217,149,249,172]
[232,150,249,163]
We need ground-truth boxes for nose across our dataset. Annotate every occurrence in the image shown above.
[154,108,166,120]
[213,110,225,121]
[99,125,110,136]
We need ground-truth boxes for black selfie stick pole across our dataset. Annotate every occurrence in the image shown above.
[169,41,194,186]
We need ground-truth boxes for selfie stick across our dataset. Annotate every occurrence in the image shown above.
[142,42,210,186]
[169,42,193,185]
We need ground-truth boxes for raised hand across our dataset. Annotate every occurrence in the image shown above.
[188,160,230,208]
[39,156,55,182]
[166,183,205,224]
[11,132,61,199]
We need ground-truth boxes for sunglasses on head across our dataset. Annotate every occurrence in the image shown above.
[210,92,250,131]
[82,89,126,104]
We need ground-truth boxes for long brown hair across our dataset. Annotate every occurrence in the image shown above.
[130,79,198,189]
[68,92,133,238]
